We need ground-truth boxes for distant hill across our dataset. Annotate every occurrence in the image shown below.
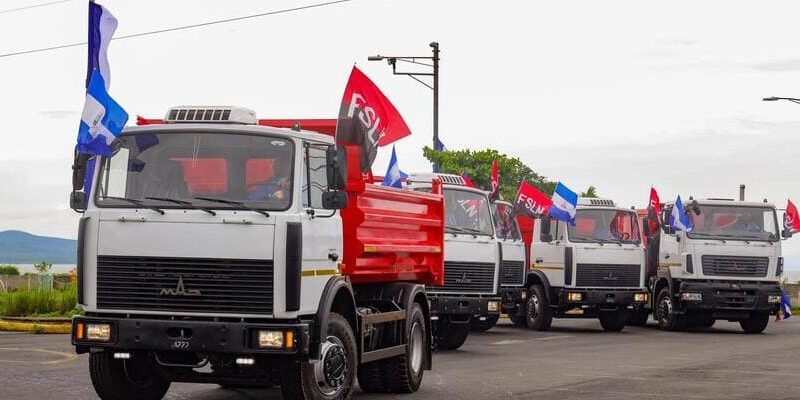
[0,231,76,264]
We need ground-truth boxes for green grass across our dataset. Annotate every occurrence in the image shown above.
[0,285,80,317]
[793,305,800,313]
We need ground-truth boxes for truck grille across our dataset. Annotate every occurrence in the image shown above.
[575,264,641,288]
[500,260,526,286]
[96,256,273,315]
[430,261,495,293]
[702,255,768,278]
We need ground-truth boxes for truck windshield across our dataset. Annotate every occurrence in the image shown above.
[492,202,521,240]
[94,131,294,211]
[568,209,641,244]
[444,189,494,237]
[687,205,779,242]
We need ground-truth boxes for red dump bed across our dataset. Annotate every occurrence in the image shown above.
[340,145,445,286]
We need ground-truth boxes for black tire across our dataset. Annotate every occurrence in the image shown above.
[356,362,387,393]
[739,312,770,334]
[687,313,715,329]
[509,313,527,328]
[599,309,629,332]
[627,309,650,327]
[470,314,500,332]
[525,285,553,331]
[655,287,684,331]
[436,323,470,351]
[280,313,357,400]
[89,352,170,400]
[382,303,427,393]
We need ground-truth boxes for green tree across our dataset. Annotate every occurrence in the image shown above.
[0,265,20,276]
[422,147,557,201]
[580,186,598,198]
[33,262,52,275]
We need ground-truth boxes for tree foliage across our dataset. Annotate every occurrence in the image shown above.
[422,147,556,201]
[580,186,598,198]
[0,265,19,276]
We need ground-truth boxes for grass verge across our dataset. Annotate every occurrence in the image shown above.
[0,320,71,334]
[0,285,79,317]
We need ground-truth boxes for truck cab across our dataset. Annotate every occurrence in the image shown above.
[70,106,445,400]
[527,198,648,332]
[644,198,785,333]
[405,174,501,349]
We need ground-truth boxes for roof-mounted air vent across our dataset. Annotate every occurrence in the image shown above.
[164,106,257,125]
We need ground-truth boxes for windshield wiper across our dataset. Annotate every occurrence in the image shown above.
[145,197,217,216]
[193,196,270,218]
[446,226,472,237]
[101,196,165,215]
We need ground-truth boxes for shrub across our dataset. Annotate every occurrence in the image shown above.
[30,325,45,334]
[0,265,20,276]
[33,262,52,274]
[0,285,79,317]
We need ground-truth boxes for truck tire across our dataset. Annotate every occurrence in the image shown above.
[280,313,357,400]
[655,287,684,331]
[470,315,499,332]
[436,323,470,351]
[383,303,427,393]
[599,309,629,332]
[89,352,170,400]
[739,312,770,334]
[356,362,386,393]
[525,285,553,331]
[627,309,650,327]
[509,313,527,328]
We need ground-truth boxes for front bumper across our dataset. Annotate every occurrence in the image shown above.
[429,295,501,317]
[559,288,649,310]
[676,281,782,316]
[72,315,310,356]
[499,287,526,313]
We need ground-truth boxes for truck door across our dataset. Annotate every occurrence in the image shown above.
[298,143,343,314]
[532,217,566,287]
[494,203,527,287]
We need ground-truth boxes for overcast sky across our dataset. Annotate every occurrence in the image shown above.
[0,0,798,270]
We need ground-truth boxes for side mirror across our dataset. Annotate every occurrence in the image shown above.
[72,152,91,191]
[321,191,348,210]
[783,229,793,239]
[688,200,701,216]
[326,147,347,191]
[70,191,87,212]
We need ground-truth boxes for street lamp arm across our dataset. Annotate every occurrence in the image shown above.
[406,74,433,90]
[762,96,800,105]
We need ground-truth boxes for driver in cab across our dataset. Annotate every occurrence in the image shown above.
[248,156,291,203]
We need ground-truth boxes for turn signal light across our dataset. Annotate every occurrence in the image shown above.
[75,322,85,340]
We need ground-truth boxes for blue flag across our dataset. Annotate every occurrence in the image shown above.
[87,1,118,89]
[668,195,694,232]
[381,146,407,188]
[77,70,129,156]
[549,182,578,225]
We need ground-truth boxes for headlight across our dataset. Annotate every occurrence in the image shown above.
[768,295,781,303]
[680,292,702,301]
[566,292,583,302]
[258,330,286,348]
[634,293,649,302]
[86,323,112,341]
[487,301,500,312]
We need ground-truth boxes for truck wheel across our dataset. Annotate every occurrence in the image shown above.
[436,323,470,351]
[655,287,684,331]
[280,313,357,400]
[525,285,553,331]
[383,303,427,393]
[89,352,170,400]
[356,362,386,393]
[739,312,770,334]
[470,315,499,332]
[627,309,650,327]
[599,309,629,332]
[509,313,527,328]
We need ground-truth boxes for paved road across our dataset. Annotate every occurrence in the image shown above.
[1,318,798,400]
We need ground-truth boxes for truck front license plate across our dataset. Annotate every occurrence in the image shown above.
[171,340,191,350]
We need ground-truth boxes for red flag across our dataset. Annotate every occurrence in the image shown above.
[514,181,553,218]
[461,173,476,188]
[647,187,662,234]
[786,199,800,234]
[336,66,411,172]
[649,187,661,216]
[488,159,499,201]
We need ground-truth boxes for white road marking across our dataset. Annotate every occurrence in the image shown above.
[490,335,572,345]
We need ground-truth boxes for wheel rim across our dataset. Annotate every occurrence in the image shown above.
[314,336,348,396]
[527,293,540,322]
[657,295,672,323]
[409,321,424,375]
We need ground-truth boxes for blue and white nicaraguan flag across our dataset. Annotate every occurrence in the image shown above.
[548,182,578,225]
[777,290,792,321]
[381,145,408,188]
[668,195,694,232]
[77,1,126,157]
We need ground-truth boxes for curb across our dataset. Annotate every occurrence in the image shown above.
[0,320,71,334]
[1,316,72,323]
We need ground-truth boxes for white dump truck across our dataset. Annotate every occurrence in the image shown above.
[641,197,787,333]
[527,198,648,331]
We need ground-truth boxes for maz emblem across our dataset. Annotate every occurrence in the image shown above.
[602,273,619,281]
[160,275,201,297]
[455,273,473,284]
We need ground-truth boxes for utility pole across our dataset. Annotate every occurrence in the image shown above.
[369,42,442,171]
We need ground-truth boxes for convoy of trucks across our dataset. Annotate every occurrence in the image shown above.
[67,106,793,400]
[637,197,787,333]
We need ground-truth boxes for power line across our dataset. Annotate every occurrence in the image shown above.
[0,0,353,59]
[0,0,73,15]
